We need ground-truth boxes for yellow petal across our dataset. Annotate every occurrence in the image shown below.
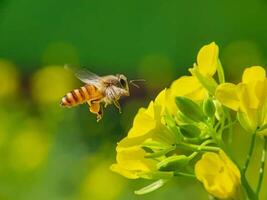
[219,150,241,181]
[255,78,267,108]
[170,76,207,101]
[242,66,266,83]
[111,146,157,179]
[215,83,240,111]
[110,164,139,179]
[195,151,240,199]
[128,102,157,138]
[154,88,168,105]
[196,42,219,76]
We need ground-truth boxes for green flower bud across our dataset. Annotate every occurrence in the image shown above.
[157,155,190,171]
[179,124,201,138]
[214,100,224,121]
[175,96,205,122]
[176,111,194,124]
[203,98,216,118]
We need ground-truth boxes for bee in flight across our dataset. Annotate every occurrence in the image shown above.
[60,68,141,122]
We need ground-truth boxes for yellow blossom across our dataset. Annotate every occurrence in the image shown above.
[111,89,176,179]
[110,145,158,179]
[216,66,267,133]
[195,150,241,199]
[169,42,219,111]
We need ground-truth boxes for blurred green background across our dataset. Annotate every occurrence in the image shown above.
[0,0,267,199]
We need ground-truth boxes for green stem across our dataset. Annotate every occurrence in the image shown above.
[217,60,225,84]
[256,136,267,195]
[173,171,195,178]
[177,141,220,153]
[240,173,258,200]
[225,110,234,144]
[242,133,256,175]
[188,140,214,159]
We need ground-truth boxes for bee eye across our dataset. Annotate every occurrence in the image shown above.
[120,78,126,87]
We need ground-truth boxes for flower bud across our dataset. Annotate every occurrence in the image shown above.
[195,150,241,199]
[157,155,190,171]
[179,124,201,138]
[175,96,205,122]
[203,98,216,118]
[213,100,224,121]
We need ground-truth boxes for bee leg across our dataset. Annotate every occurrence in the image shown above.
[104,102,108,108]
[113,100,122,113]
[87,101,103,122]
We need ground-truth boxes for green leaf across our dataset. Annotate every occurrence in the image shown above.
[175,96,205,122]
[134,179,168,195]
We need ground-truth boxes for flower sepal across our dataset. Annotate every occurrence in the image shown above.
[257,123,267,136]
[189,66,218,95]
[237,111,255,133]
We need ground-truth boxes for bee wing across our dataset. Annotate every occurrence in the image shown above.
[64,65,104,89]
[74,68,101,84]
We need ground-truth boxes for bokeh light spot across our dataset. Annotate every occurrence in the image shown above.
[80,160,125,200]
[31,65,77,104]
[138,54,174,90]
[8,121,50,171]
[0,59,19,99]
[221,41,264,82]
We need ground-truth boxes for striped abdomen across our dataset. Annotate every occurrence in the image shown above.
[60,85,103,107]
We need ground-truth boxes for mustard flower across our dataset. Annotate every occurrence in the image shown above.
[111,89,176,179]
[216,66,267,133]
[170,42,219,104]
[195,150,241,199]
[110,145,158,179]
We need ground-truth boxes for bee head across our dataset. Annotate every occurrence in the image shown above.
[116,74,129,95]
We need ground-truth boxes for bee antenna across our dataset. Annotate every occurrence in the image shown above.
[129,79,146,88]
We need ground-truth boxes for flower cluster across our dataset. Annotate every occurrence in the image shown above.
[111,42,267,200]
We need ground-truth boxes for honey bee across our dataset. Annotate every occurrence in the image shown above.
[60,68,131,122]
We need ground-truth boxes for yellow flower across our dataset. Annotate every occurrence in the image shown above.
[110,145,158,179]
[111,89,176,179]
[216,66,267,133]
[170,42,219,108]
[127,89,174,143]
[195,150,241,199]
